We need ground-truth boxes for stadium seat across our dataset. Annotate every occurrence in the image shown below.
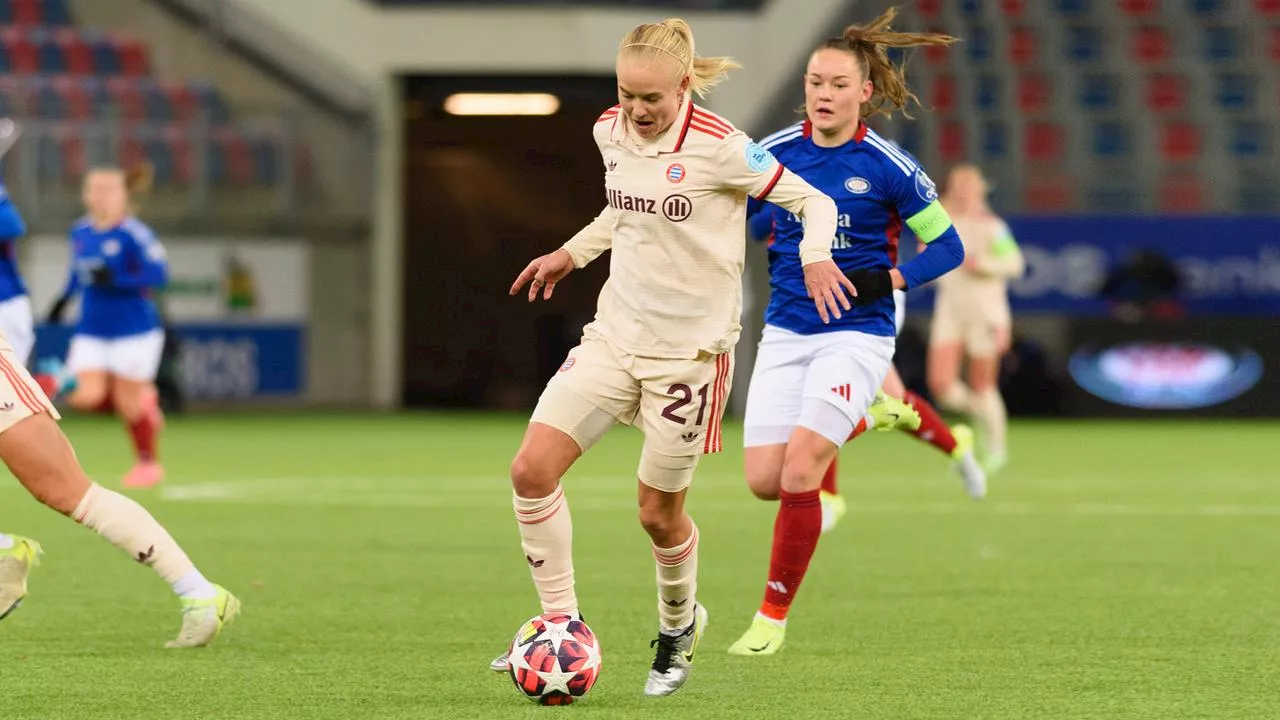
[1188,0,1225,13]
[59,131,85,178]
[975,73,1001,110]
[1237,169,1279,212]
[1023,173,1073,210]
[1216,72,1256,110]
[0,41,10,73]
[41,0,71,25]
[1025,121,1064,161]
[32,80,67,119]
[115,36,150,76]
[1158,172,1205,212]
[139,81,174,122]
[78,76,111,119]
[967,25,992,62]
[1119,0,1157,15]
[1270,27,1280,61]
[1202,26,1242,63]
[1092,121,1131,158]
[1008,26,1037,63]
[1145,73,1188,112]
[106,77,145,121]
[1078,73,1119,110]
[929,74,956,114]
[52,76,91,120]
[161,125,193,183]
[1066,25,1103,62]
[2,30,39,73]
[959,0,982,17]
[1160,122,1201,161]
[0,90,10,117]
[161,81,198,122]
[1229,120,1271,157]
[37,135,65,183]
[924,28,951,65]
[982,121,1007,159]
[1017,73,1051,113]
[12,0,39,24]
[918,0,941,17]
[940,121,966,163]
[1087,178,1141,213]
[1131,26,1170,63]
[1000,0,1024,16]
[143,133,176,185]
[1055,0,1090,14]
[1256,0,1280,14]
[55,29,92,74]
[0,0,12,24]
[252,134,281,185]
[190,82,232,124]
[36,32,67,73]
[89,36,120,74]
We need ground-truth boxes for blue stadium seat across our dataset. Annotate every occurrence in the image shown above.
[1229,120,1271,157]
[37,136,64,183]
[139,82,173,122]
[190,83,232,124]
[79,77,112,118]
[36,33,66,72]
[204,142,226,184]
[252,137,280,185]
[1055,0,1091,14]
[41,0,71,25]
[1237,171,1279,212]
[0,41,11,73]
[967,26,992,62]
[1066,26,1103,62]
[959,0,982,17]
[982,121,1007,158]
[33,81,66,119]
[1092,121,1131,157]
[1216,73,1256,110]
[0,91,10,117]
[1188,0,1225,14]
[1088,179,1141,212]
[145,136,175,184]
[0,0,12,24]
[89,37,120,74]
[975,73,1001,110]
[1078,73,1118,109]
[1203,26,1242,62]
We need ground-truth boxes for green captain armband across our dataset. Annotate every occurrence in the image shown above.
[992,231,1020,258]
[905,201,952,243]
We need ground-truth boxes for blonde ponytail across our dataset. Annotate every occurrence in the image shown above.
[619,18,741,98]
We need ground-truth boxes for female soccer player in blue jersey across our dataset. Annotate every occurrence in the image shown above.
[40,165,169,488]
[0,179,34,365]
[729,8,966,656]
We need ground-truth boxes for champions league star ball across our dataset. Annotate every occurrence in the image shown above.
[507,613,602,705]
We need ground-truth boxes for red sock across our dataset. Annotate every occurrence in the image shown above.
[127,412,158,463]
[95,397,115,414]
[760,489,822,622]
[903,390,956,455]
[820,456,838,495]
[34,374,57,399]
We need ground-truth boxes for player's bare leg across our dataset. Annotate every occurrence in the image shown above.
[113,377,164,488]
[0,412,237,645]
[492,422,583,673]
[927,340,972,415]
[63,369,111,413]
[967,353,1007,474]
[637,453,705,698]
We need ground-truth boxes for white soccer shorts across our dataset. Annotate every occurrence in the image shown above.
[0,295,34,365]
[743,324,895,448]
[66,329,165,382]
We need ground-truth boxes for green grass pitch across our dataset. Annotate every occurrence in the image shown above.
[2,413,1279,719]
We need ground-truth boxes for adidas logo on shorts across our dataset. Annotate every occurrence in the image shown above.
[681,431,699,443]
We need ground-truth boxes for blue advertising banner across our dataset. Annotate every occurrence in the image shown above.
[35,324,306,399]
[904,217,1280,315]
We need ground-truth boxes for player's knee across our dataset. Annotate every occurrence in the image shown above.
[66,384,107,412]
[509,452,560,499]
[779,431,836,494]
[744,464,781,501]
[636,501,683,541]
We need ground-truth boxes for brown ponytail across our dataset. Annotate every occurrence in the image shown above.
[124,161,154,197]
[818,7,958,119]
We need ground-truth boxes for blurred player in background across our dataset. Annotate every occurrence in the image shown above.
[749,206,986,534]
[729,9,967,657]
[0,119,34,366]
[928,163,1024,474]
[496,18,846,696]
[0,336,238,645]
[37,165,169,489]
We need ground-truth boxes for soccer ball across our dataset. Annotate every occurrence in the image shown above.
[507,613,602,705]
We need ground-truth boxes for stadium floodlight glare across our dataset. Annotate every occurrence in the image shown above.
[443,93,560,116]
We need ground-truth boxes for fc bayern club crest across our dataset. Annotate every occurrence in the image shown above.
[666,163,686,183]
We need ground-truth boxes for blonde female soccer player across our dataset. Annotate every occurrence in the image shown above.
[729,9,969,656]
[928,163,1024,474]
[495,17,848,696]
[0,333,238,646]
[39,165,169,488]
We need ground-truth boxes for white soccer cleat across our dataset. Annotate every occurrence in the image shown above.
[644,603,708,697]
[819,491,847,533]
[950,425,987,500]
[489,650,511,673]
[0,536,42,620]
[166,584,240,648]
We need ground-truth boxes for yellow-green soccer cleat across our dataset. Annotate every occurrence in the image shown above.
[727,614,786,657]
[166,584,241,648]
[819,490,847,534]
[0,536,42,620]
[868,391,921,433]
[950,424,988,500]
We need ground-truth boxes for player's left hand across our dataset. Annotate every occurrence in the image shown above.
[90,266,113,288]
[803,259,856,324]
[510,248,575,302]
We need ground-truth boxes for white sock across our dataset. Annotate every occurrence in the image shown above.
[936,383,973,415]
[0,532,13,549]
[971,389,1008,457]
[653,523,698,633]
[172,568,217,601]
[513,487,577,614]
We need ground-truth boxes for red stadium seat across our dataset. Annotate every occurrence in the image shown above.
[55,29,92,75]
[12,0,39,24]
[1001,0,1024,15]
[59,132,86,178]
[1120,0,1157,15]
[930,74,956,114]
[918,0,941,18]
[1160,122,1201,161]
[162,125,194,184]
[161,81,198,122]
[53,75,91,120]
[1,30,38,73]
[1025,121,1064,161]
[1158,172,1205,212]
[1131,26,1170,63]
[106,77,146,121]
[1024,173,1073,211]
[1269,27,1280,61]
[940,121,966,162]
[1145,73,1187,112]
[1008,26,1037,63]
[924,27,951,65]
[1017,73,1051,112]
[1256,0,1280,14]
[114,35,150,76]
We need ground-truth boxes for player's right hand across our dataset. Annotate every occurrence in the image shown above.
[802,259,856,324]
[510,248,575,302]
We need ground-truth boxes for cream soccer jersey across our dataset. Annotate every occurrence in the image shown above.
[934,213,1024,325]
[561,99,837,360]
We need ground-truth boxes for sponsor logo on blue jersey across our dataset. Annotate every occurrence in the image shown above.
[914,167,938,202]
